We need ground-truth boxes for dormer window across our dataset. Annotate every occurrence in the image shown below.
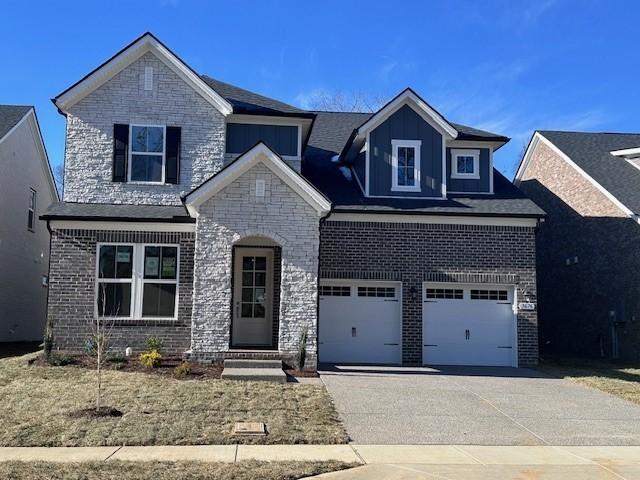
[129,125,165,183]
[451,149,480,179]
[391,139,421,192]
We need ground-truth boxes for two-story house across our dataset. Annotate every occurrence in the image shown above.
[43,33,544,368]
[0,105,58,342]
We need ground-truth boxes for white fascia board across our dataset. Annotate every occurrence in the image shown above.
[357,89,458,139]
[54,34,232,116]
[329,212,538,227]
[610,147,640,157]
[185,143,331,215]
[49,220,195,232]
[515,132,637,220]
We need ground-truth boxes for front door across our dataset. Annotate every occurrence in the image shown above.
[232,248,273,347]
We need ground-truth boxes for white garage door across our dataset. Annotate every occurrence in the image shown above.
[319,281,402,364]
[423,283,517,367]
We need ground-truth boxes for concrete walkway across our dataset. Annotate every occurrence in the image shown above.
[1,445,639,467]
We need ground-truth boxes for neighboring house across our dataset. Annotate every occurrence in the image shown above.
[42,32,544,368]
[0,105,58,342]
[516,131,640,361]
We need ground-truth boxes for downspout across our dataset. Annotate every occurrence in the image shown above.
[42,219,54,357]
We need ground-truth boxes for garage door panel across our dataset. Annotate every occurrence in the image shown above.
[319,282,401,364]
[423,283,516,367]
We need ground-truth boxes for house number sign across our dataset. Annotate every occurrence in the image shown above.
[518,302,536,311]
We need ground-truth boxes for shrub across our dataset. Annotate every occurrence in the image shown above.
[84,338,98,358]
[296,329,308,370]
[139,350,162,368]
[108,354,127,364]
[174,362,192,377]
[47,353,73,366]
[144,336,163,353]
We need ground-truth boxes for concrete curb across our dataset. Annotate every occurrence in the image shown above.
[0,445,639,466]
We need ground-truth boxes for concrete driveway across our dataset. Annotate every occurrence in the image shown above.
[319,365,640,445]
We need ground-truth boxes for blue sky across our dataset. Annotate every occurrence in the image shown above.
[1,0,638,178]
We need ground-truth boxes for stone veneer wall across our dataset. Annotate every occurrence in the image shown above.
[63,51,226,205]
[47,229,194,354]
[320,220,539,366]
[190,161,322,367]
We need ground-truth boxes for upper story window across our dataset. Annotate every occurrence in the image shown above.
[27,188,36,232]
[391,139,421,192]
[129,125,165,183]
[451,149,480,179]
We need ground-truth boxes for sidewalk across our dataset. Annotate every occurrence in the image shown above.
[0,444,639,466]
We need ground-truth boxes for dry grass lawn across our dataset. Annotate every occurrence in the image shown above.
[539,357,640,405]
[0,352,347,446]
[0,460,354,480]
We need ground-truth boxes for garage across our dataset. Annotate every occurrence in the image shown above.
[318,281,402,364]
[422,283,517,367]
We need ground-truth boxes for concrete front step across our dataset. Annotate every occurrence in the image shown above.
[223,359,282,369]
[221,367,287,383]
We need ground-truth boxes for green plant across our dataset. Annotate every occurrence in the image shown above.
[47,353,73,366]
[139,350,162,369]
[174,362,192,377]
[84,338,98,357]
[108,354,127,364]
[145,336,163,353]
[296,329,308,370]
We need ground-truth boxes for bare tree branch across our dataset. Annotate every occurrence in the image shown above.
[306,91,386,113]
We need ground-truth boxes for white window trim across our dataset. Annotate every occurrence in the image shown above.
[451,149,480,180]
[28,188,36,232]
[95,243,180,321]
[127,124,167,184]
[391,139,421,192]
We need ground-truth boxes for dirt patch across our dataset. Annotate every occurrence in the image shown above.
[68,407,123,419]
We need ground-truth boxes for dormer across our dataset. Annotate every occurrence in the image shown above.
[342,88,508,198]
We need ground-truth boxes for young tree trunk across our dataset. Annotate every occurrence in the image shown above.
[96,316,101,412]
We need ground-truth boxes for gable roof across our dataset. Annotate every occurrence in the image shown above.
[0,105,32,141]
[304,111,543,218]
[184,142,331,216]
[53,32,233,115]
[357,88,458,138]
[518,130,640,215]
[0,105,59,201]
[201,75,313,118]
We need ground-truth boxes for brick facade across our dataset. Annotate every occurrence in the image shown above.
[319,220,539,366]
[519,140,640,360]
[47,229,194,354]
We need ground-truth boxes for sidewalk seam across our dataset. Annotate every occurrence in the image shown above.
[103,445,122,462]
[349,445,366,464]
[451,445,485,465]
[233,444,238,463]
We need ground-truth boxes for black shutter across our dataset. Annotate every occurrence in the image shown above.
[112,124,129,182]
[165,127,181,184]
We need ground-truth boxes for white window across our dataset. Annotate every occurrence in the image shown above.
[27,188,36,231]
[426,288,463,300]
[451,149,480,179]
[96,243,179,319]
[391,139,421,192]
[319,286,351,297]
[129,125,165,183]
[144,66,153,90]
[357,286,396,298]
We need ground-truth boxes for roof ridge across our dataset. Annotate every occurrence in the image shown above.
[540,129,640,136]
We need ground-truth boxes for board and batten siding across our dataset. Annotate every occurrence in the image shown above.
[446,147,491,193]
[368,104,443,197]
[226,123,298,157]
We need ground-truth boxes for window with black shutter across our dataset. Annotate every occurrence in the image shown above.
[112,124,129,182]
[165,126,181,184]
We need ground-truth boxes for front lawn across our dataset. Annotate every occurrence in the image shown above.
[0,460,354,480]
[538,356,640,405]
[0,352,347,446]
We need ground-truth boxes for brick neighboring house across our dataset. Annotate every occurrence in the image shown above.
[516,131,640,361]
[42,32,544,368]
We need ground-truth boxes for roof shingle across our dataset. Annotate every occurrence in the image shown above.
[0,105,31,140]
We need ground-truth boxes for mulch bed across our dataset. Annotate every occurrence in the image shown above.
[284,368,319,378]
[68,406,123,418]
[33,354,223,380]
